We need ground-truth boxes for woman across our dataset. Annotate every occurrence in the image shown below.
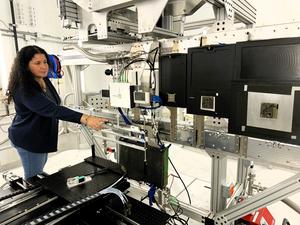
[7,45,106,179]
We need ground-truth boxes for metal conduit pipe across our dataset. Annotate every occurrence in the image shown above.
[281,198,300,214]
[80,125,107,158]
[0,145,12,151]
[0,31,73,44]
[0,138,9,146]
[101,129,143,143]
[252,184,300,214]
[93,134,145,151]
[0,122,11,126]
[63,92,75,105]
[63,45,108,63]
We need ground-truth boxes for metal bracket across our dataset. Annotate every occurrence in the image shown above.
[168,107,177,142]
[224,0,234,21]
[214,173,300,224]
[136,0,168,34]
[208,152,228,214]
[74,0,169,40]
[194,115,205,147]
[204,131,240,153]
[211,6,234,32]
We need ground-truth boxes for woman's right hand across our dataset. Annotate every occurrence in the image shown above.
[80,114,108,130]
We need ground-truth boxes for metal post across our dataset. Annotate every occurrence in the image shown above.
[193,115,204,147]
[9,0,19,53]
[236,158,251,188]
[210,153,228,214]
[80,125,107,158]
[132,108,141,121]
[73,65,83,106]
[91,144,96,158]
[247,164,255,196]
[239,136,248,157]
[168,107,177,142]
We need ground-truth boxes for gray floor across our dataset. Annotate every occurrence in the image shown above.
[1,135,299,224]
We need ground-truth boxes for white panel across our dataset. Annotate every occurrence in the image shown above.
[246,92,293,132]
[109,82,132,108]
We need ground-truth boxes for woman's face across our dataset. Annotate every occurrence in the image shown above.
[28,53,49,79]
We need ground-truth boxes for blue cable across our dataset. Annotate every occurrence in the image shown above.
[152,95,162,104]
[148,184,156,206]
[117,107,132,125]
[138,95,162,110]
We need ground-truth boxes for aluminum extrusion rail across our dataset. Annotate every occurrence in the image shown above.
[1,195,59,225]
[206,0,256,24]
[93,133,145,151]
[213,173,300,224]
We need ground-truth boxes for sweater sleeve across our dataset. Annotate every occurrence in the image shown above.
[20,89,83,124]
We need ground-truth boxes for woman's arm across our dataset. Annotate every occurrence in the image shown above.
[19,88,106,130]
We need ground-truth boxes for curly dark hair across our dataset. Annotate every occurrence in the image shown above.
[6,45,50,103]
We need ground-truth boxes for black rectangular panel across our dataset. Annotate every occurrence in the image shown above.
[146,145,169,188]
[118,139,146,181]
[38,161,124,202]
[159,54,187,107]
[187,44,236,117]
[101,89,110,98]
[229,81,300,145]
[110,195,170,225]
[119,138,168,188]
[236,37,300,81]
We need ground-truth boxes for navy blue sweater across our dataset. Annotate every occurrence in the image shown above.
[9,78,83,153]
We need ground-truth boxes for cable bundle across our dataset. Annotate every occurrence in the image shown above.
[47,54,63,79]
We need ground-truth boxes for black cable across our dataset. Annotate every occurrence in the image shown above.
[156,133,163,147]
[84,168,108,177]
[157,144,190,225]
[169,204,188,225]
[138,103,161,110]
[155,133,192,205]
[122,48,159,91]
[9,0,19,53]
[130,47,159,61]
[124,58,154,90]
[152,47,159,67]
[282,218,291,225]
[151,48,159,90]
[168,156,192,205]
[124,58,153,70]
[149,47,159,55]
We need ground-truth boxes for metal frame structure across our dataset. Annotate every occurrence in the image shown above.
[214,173,300,224]
[60,20,300,224]
[59,0,256,43]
